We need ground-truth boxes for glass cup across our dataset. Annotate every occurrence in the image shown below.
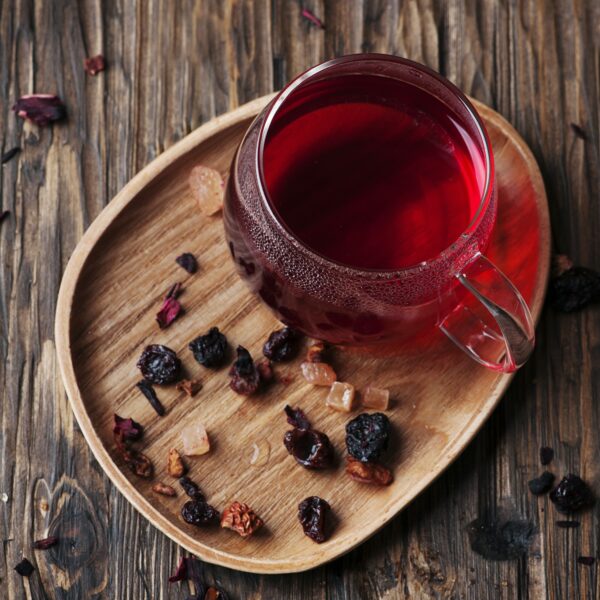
[223,54,534,372]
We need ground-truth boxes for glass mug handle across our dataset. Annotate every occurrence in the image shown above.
[439,254,535,373]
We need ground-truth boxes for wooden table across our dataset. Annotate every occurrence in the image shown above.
[1,1,598,598]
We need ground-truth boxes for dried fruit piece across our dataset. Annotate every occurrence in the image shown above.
[13,94,66,126]
[345,457,393,486]
[220,501,264,537]
[548,263,600,312]
[175,252,198,274]
[1,146,20,164]
[300,361,336,386]
[189,327,229,368]
[181,500,219,527]
[189,165,224,216]
[262,327,300,361]
[152,483,176,497]
[298,496,331,543]
[168,556,188,582]
[578,556,595,566]
[137,344,181,385]
[326,381,355,412]
[255,359,274,385]
[362,385,390,410]
[136,379,166,416]
[306,341,326,363]
[84,54,106,75]
[556,520,580,528]
[229,346,260,395]
[540,446,554,465]
[14,558,35,576]
[113,414,143,441]
[114,433,153,478]
[346,413,390,462]
[167,448,187,477]
[284,405,311,430]
[284,428,334,469]
[175,379,202,396]
[179,476,205,500]
[156,283,183,329]
[301,7,325,29]
[528,471,555,495]
[550,474,595,513]
[33,536,58,550]
[181,421,210,456]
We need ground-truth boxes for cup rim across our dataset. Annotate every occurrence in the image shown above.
[255,53,494,277]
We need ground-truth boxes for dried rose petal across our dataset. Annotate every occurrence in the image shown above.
[1,147,20,164]
[325,381,355,413]
[152,482,176,497]
[113,414,143,441]
[156,283,183,328]
[256,359,274,385]
[181,421,210,456]
[362,385,390,411]
[284,405,311,429]
[300,361,336,386]
[175,379,202,396]
[168,556,188,582]
[301,7,325,28]
[33,536,58,550]
[14,558,35,576]
[175,252,198,274]
[13,94,66,126]
[189,165,224,216]
[84,54,106,75]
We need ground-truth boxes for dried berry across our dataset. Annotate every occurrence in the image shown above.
[1,146,20,164]
[528,471,555,495]
[229,346,260,395]
[176,379,202,396]
[301,7,325,29]
[362,385,390,410]
[189,165,224,216]
[167,448,187,477]
[300,361,336,386]
[306,341,326,363]
[345,413,390,462]
[115,433,153,478]
[548,265,600,312]
[152,482,177,497]
[578,556,595,566]
[179,476,205,500]
[14,558,35,576]
[136,379,166,416]
[284,405,311,429]
[181,421,210,456]
[13,94,66,126]
[137,344,181,385]
[33,536,58,550]
[284,428,334,469]
[181,500,219,527]
[156,283,183,329]
[189,327,229,368]
[176,252,198,274]
[113,414,143,441]
[298,496,331,543]
[345,457,393,486]
[550,474,595,513]
[255,359,274,385]
[556,520,580,528]
[325,381,355,412]
[262,327,300,362]
[220,501,264,537]
[540,446,554,465]
[84,54,106,75]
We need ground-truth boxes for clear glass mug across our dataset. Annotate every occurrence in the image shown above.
[223,54,534,372]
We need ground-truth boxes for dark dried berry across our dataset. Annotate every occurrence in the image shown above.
[113,414,143,441]
[578,556,595,566]
[528,471,555,495]
[262,327,300,362]
[229,346,260,395]
[137,344,181,385]
[156,283,183,329]
[284,405,311,430]
[14,558,35,576]
[550,474,595,513]
[540,446,554,465]
[345,413,390,463]
[84,54,106,75]
[136,379,166,416]
[176,252,198,274]
[1,146,20,164]
[189,327,228,368]
[179,476,205,500]
[549,266,600,312]
[298,496,331,543]
[33,536,58,550]
[284,428,334,469]
[556,520,580,528]
[181,500,219,527]
[13,94,66,126]
[256,359,274,385]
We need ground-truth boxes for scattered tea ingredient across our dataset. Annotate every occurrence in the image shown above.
[137,344,181,385]
[326,381,355,412]
[550,474,595,513]
[167,448,187,477]
[283,405,334,469]
[284,404,311,430]
[578,556,595,566]
[346,413,390,463]
[156,283,183,329]
[189,327,229,368]
[528,471,555,496]
[14,558,35,577]
[176,379,202,397]
[362,385,390,411]
[1,146,20,164]
[113,414,143,441]
[540,446,554,466]
[13,94,66,126]
[179,476,205,500]
[136,379,166,416]
[175,252,198,274]
[255,359,274,385]
[33,536,58,550]
[181,499,220,527]
[345,457,393,486]
[229,346,260,395]
[306,341,326,363]
[262,327,300,361]
[298,496,331,543]
[168,556,229,598]
[556,520,580,528]
[84,54,106,75]
[152,483,177,497]
[220,501,264,537]
[168,556,188,582]
[181,421,211,456]
[301,7,325,29]
[114,432,153,478]
[548,258,600,312]
[189,165,224,216]
[300,361,336,386]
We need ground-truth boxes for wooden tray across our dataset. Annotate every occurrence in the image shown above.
[55,94,550,574]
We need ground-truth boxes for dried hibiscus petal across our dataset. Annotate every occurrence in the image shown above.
[540,446,554,465]
[33,536,58,550]
[301,7,325,29]
[298,496,331,543]
[1,146,20,164]
[137,344,181,385]
[113,414,143,441]
[84,54,105,75]
[156,283,183,328]
[229,346,260,395]
[220,501,264,537]
[169,556,188,582]
[175,252,198,274]
[345,457,393,486]
[136,379,166,416]
[14,558,35,576]
[13,94,66,126]
[189,327,229,368]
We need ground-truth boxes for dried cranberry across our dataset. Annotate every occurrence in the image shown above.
[284,428,333,469]
[528,471,555,495]
[137,344,181,384]
[189,327,228,368]
[181,500,219,526]
[229,346,260,395]
[284,405,311,430]
[84,54,106,75]
[550,474,595,513]
[136,379,165,416]
[262,327,300,362]
[113,414,143,440]
[345,413,390,462]
[14,558,35,576]
[549,266,600,312]
[298,496,331,543]
[33,536,58,550]
[175,252,198,274]
[179,476,205,500]
[13,94,66,126]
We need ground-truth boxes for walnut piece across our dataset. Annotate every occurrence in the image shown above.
[167,448,187,477]
[325,381,355,412]
[345,457,393,486]
[175,379,202,397]
[220,501,264,538]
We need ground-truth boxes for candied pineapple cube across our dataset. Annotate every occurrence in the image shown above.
[188,165,224,216]
[181,421,210,456]
[361,385,390,410]
[300,361,337,386]
[326,381,355,412]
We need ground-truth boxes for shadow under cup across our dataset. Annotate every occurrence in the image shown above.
[224,54,534,372]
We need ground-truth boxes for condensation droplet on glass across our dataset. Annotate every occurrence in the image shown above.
[249,440,271,467]
[0,493,8,503]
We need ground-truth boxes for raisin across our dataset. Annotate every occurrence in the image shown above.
[189,327,228,368]
[284,428,334,469]
[262,327,300,362]
[229,346,260,395]
[298,496,331,543]
[550,474,595,513]
[345,413,390,462]
[528,471,555,495]
[179,476,205,500]
[181,500,219,526]
[175,252,198,274]
[548,266,600,312]
[136,344,181,385]
[284,405,311,430]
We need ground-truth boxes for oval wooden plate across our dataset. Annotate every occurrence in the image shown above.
[55,95,550,574]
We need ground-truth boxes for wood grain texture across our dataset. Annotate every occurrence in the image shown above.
[0,0,598,598]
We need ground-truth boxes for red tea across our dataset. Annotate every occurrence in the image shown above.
[263,74,486,270]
